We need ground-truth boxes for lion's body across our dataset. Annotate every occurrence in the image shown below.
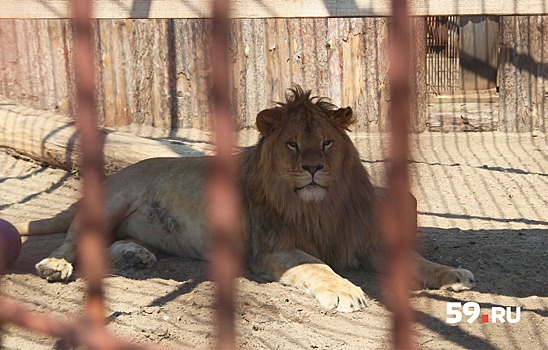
[104,157,209,260]
[27,86,474,312]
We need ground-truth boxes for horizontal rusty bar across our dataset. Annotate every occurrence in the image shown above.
[0,297,148,349]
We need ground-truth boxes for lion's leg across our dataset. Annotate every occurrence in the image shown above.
[404,192,474,291]
[36,190,132,282]
[375,189,474,291]
[109,239,157,270]
[254,250,367,312]
[35,220,81,281]
[413,252,475,291]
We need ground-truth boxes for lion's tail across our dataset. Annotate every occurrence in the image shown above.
[14,207,75,236]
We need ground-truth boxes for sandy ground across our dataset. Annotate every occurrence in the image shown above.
[0,131,547,349]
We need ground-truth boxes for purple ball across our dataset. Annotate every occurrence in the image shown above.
[0,219,22,271]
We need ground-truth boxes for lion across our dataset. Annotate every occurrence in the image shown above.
[18,85,474,312]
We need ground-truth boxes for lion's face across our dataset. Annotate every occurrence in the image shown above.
[273,115,347,202]
[255,87,356,203]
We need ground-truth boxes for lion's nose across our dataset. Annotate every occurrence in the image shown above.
[302,163,324,175]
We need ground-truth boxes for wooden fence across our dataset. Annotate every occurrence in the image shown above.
[0,18,397,132]
[0,2,546,134]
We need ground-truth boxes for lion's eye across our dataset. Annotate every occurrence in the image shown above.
[286,141,298,151]
[323,140,334,150]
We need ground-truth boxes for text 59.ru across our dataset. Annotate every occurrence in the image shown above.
[446,302,521,324]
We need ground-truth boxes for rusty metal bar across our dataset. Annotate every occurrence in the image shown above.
[72,0,109,329]
[208,0,242,349]
[0,297,145,349]
[379,0,415,349]
[0,0,192,345]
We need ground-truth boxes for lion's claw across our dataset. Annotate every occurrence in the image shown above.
[36,258,73,282]
[314,279,367,312]
[439,268,475,291]
[110,241,157,270]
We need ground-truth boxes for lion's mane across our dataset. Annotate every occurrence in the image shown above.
[241,86,379,270]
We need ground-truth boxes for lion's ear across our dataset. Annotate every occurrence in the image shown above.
[330,107,355,131]
[256,107,283,136]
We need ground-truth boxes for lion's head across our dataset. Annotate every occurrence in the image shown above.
[245,85,377,267]
[253,86,358,203]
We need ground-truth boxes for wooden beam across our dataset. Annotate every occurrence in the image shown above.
[0,100,209,175]
[1,0,547,19]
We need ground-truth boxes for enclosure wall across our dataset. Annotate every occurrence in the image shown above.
[0,16,546,133]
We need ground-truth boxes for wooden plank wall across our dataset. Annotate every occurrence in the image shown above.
[0,20,74,117]
[0,18,397,133]
[0,16,545,133]
[499,16,547,132]
[3,0,548,18]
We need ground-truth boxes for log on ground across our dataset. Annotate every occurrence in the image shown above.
[0,99,209,174]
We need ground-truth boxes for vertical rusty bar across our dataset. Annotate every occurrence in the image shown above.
[72,0,108,328]
[380,0,414,349]
[208,0,241,349]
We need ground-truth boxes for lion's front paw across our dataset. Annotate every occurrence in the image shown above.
[36,258,74,282]
[438,268,475,292]
[110,241,157,270]
[313,278,367,312]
